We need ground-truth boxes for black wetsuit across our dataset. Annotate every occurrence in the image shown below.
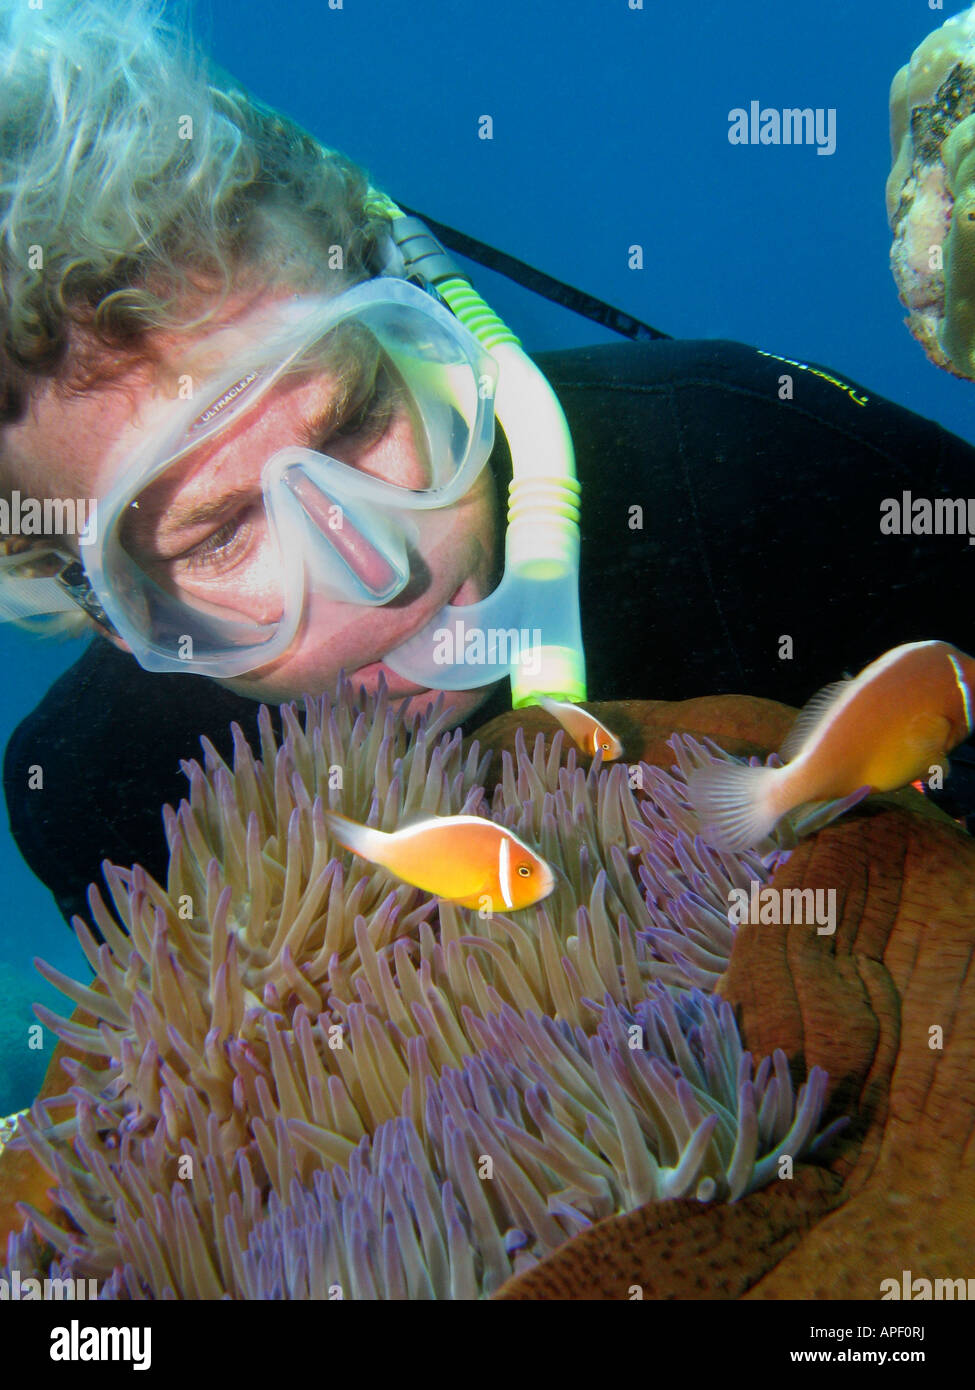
[6,339,975,927]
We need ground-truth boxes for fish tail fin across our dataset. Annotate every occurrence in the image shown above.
[687,763,786,851]
[324,810,385,862]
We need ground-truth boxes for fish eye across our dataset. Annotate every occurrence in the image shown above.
[517,864,532,877]
[599,740,610,750]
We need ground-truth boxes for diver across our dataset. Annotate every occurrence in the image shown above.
[2,0,975,929]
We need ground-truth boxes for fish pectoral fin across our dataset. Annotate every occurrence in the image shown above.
[455,878,496,911]
[863,713,952,788]
[906,712,953,762]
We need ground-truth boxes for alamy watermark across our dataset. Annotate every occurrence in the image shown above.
[728,102,836,156]
[880,492,975,545]
[728,881,837,935]
[881,1270,975,1300]
[0,492,97,544]
[49,1319,151,1370]
[1,1269,99,1299]
[432,620,543,677]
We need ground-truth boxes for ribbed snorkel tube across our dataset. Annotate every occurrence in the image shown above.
[376,196,586,705]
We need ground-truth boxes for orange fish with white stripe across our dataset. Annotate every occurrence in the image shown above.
[688,640,975,850]
[324,810,555,911]
[534,696,623,760]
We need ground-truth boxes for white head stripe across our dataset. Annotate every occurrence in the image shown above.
[948,653,973,736]
[498,834,514,910]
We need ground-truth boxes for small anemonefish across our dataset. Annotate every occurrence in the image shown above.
[687,639,975,851]
[324,810,555,912]
[533,696,624,760]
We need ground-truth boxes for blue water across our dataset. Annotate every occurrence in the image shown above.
[0,0,970,1081]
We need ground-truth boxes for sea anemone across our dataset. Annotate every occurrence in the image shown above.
[2,680,839,1298]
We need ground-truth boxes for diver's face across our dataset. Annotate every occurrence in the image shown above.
[0,291,501,723]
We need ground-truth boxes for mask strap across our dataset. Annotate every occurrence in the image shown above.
[0,553,116,628]
[0,575,78,621]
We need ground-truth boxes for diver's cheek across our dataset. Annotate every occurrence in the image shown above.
[213,568,483,703]
[213,616,397,703]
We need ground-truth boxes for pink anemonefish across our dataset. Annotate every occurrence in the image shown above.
[534,696,624,760]
[323,810,555,912]
[687,639,975,851]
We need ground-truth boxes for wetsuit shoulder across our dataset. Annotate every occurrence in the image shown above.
[533,338,975,705]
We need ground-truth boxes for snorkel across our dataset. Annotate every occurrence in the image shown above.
[376,200,587,706]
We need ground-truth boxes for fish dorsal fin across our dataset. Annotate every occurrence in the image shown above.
[393,810,495,837]
[780,678,854,761]
[396,810,439,830]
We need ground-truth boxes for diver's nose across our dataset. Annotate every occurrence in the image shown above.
[280,464,406,602]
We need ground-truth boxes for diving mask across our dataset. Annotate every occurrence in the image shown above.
[75,276,499,678]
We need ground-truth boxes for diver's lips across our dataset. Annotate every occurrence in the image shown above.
[352,661,428,698]
[350,579,478,697]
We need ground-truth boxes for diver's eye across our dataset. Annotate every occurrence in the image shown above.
[168,503,264,575]
[517,864,532,878]
[313,364,397,453]
[330,382,392,442]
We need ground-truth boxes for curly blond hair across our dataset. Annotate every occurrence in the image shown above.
[0,0,391,424]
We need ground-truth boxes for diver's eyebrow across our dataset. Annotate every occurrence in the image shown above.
[157,486,257,532]
[128,484,258,555]
[133,405,335,547]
